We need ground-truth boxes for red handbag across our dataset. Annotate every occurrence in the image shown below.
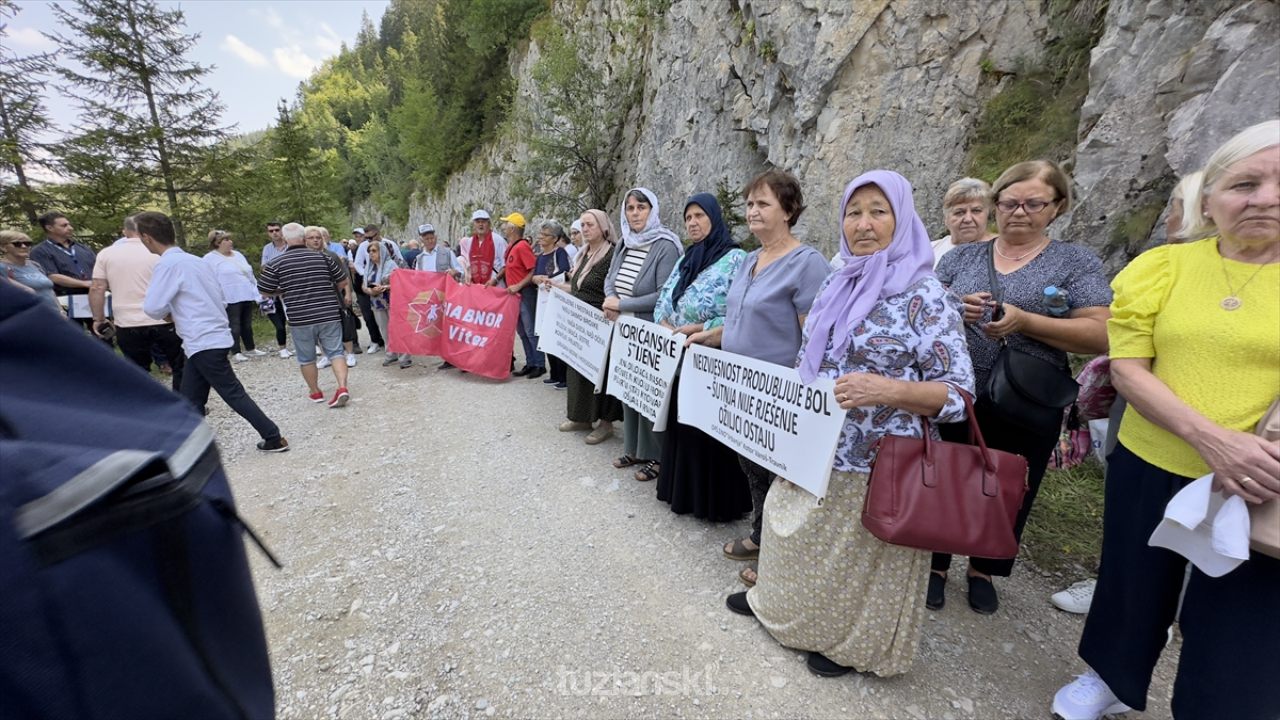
[862,391,1030,559]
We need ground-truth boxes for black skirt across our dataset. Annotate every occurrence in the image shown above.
[656,374,752,522]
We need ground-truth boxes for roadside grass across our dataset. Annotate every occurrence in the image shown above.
[1022,457,1106,575]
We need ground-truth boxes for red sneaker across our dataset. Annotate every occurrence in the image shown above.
[328,387,350,408]
[308,391,324,403]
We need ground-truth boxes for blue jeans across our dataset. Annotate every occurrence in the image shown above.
[517,286,543,368]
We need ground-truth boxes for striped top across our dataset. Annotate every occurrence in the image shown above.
[612,245,651,299]
[258,245,346,327]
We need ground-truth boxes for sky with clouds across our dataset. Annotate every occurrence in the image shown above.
[6,0,389,136]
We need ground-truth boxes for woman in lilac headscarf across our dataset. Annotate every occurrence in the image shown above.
[725,170,975,679]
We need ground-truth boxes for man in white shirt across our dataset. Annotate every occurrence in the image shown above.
[140,211,288,453]
[458,209,507,286]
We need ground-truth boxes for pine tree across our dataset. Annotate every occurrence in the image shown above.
[0,2,57,227]
[48,0,230,246]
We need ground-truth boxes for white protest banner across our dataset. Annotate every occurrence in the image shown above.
[678,344,844,499]
[605,316,685,431]
[540,288,614,390]
[533,273,563,342]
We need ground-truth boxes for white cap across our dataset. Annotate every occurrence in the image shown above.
[352,227,364,233]
[570,220,582,233]
[471,210,491,221]
[418,223,435,235]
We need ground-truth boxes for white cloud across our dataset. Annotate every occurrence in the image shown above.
[221,34,269,68]
[3,26,55,52]
[273,45,319,79]
[314,22,343,55]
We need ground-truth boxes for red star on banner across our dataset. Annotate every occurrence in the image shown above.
[407,289,445,336]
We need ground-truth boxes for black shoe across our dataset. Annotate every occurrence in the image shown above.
[257,437,290,453]
[526,367,546,379]
[438,361,454,370]
[554,381,567,390]
[926,572,946,611]
[967,575,999,615]
[806,651,854,678]
[513,365,532,377]
[725,591,755,617]
[542,376,558,384]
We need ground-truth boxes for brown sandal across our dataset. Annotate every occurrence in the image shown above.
[739,562,758,587]
[723,536,759,561]
[634,461,660,482]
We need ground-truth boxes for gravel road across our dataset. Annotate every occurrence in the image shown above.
[206,348,1177,720]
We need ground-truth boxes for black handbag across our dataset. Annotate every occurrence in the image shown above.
[982,242,1079,436]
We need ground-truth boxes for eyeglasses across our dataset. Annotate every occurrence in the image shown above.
[10,241,32,248]
[995,199,1055,214]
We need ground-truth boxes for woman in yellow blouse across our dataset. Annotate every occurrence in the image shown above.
[1053,120,1280,720]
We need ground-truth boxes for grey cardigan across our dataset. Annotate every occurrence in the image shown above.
[603,240,682,321]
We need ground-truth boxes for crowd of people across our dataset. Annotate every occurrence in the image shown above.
[3,119,1276,720]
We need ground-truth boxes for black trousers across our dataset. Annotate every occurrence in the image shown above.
[548,355,566,383]
[1078,443,1280,718]
[931,395,1059,577]
[266,304,287,347]
[225,301,257,353]
[117,323,185,392]
[180,347,280,442]
[353,276,384,346]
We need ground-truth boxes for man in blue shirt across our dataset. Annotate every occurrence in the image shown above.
[140,211,288,453]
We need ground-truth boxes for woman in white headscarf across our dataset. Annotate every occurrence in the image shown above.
[601,187,683,462]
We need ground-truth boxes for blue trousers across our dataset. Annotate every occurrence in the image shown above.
[516,286,543,368]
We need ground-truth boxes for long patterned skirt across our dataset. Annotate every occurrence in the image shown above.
[746,470,929,677]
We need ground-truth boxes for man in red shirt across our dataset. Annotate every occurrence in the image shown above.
[501,212,543,378]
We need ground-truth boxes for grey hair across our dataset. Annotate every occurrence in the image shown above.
[942,177,993,210]
[1171,171,1205,241]
[1184,119,1280,240]
[281,222,306,243]
[122,215,138,233]
[540,220,569,243]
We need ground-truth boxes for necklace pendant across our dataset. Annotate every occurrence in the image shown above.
[1221,296,1243,311]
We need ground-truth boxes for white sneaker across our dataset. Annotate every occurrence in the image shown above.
[366,344,381,354]
[278,348,293,359]
[233,352,249,363]
[1052,670,1131,720]
[246,349,268,357]
[317,355,331,369]
[346,353,358,367]
[1051,579,1096,615]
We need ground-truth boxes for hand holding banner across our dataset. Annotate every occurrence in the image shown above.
[606,316,684,431]
[677,344,845,499]
[539,288,614,390]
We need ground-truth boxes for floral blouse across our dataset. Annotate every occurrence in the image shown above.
[653,249,747,328]
[801,275,976,473]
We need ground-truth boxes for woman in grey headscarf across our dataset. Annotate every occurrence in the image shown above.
[603,187,684,470]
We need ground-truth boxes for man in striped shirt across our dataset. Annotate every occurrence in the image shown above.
[258,222,352,408]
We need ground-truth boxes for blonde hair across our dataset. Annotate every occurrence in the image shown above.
[303,225,325,240]
[207,229,231,250]
[1183,120,1280,241]
[992,160,1072,216]
[1171,171,1204,241]
[0,230,32,249]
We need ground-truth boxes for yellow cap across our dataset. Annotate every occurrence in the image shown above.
[499,212,526,228]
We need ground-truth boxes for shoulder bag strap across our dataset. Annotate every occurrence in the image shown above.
[986,240,1004,321]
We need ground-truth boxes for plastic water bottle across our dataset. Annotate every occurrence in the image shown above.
[1043,286,1070,317]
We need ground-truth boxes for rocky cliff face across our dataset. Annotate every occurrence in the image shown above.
[385,0,1276,270]
[1067,0,1279,272]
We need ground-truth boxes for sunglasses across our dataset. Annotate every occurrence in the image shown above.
[10,241,32,248]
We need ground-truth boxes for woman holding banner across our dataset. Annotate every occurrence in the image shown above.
[532,221,574,389]
[603,188,684,474]
[725,170,974,679]
[544,209,623,444]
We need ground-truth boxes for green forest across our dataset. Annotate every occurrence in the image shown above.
[0,0,552,265]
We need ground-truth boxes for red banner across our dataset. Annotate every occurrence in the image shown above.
[388,270,520,380]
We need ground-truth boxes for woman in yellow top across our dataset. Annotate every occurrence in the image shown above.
[1053,120,1280,720]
